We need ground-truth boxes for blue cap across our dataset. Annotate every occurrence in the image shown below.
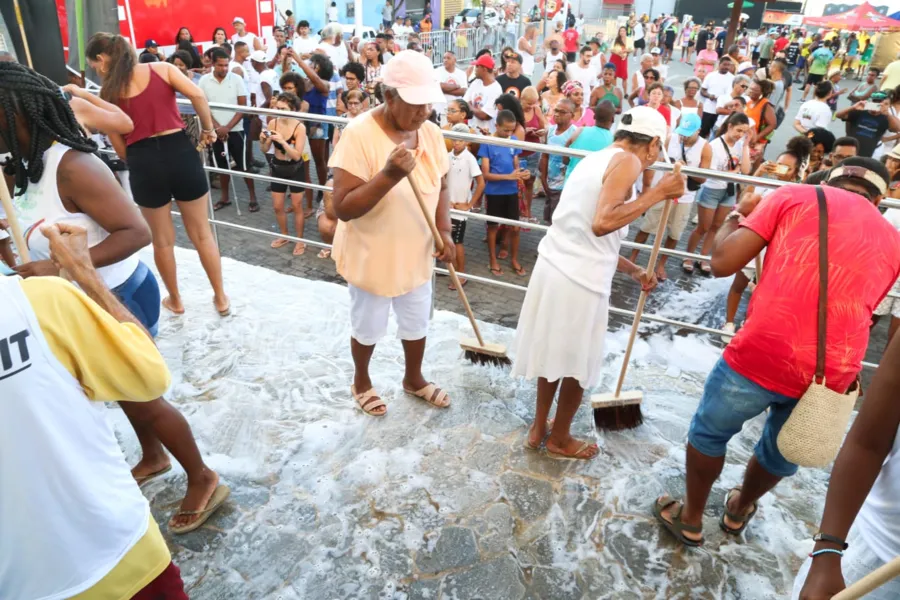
[768,27,779,35]
[674,112,702,137]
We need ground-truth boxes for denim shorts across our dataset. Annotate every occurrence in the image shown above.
[112,261,161,338]
[521,153,541,178]
[688,358,800,478]
[696,185,736,210]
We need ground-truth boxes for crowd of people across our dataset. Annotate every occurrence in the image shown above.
[5,9,900,599]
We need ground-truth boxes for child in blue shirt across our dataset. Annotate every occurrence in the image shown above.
[479,110,529,276]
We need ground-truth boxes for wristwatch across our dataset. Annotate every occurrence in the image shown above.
[813,533,848,550]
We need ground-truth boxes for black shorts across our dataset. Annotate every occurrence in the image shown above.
[566,51,577,62]
[210,132,247,170]
[752,50,760,61]
[665,39,675,51]
[687,40,695,48]
[485,193,519,223]
[806,72,824,86]
[634,38,645,50]
[126,130,209,209]
[451,217,467,244]
[270,158,307,194]
[759,57,770,68]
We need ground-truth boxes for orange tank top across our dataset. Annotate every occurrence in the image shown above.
[745,98,771,141]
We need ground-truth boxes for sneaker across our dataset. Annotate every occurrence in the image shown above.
[721,322,736,343]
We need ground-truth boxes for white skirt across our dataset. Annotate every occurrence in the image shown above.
[511,255,610,389]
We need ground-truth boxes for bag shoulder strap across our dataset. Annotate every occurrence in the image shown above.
[815,185,828,381]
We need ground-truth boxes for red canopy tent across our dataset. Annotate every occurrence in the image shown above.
[804,2,900,31]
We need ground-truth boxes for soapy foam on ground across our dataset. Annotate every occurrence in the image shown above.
[107,248,830,599]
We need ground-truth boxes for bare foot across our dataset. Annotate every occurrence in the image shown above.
[131,456,171,481]
[168,468,220,530]
[656,264,668,281]
[657,496,704,543]
[214,294,230,315]
[161,296,185,315]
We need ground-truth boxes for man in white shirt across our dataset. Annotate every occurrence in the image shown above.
[566,46,597,91]
[545,39,565,68]
[434,51,467,123]
[794,80,834,134]
[633,20,645,57]
[327,0,339,23]
[200,47,257,211]
[714,74,751,130]
[317,23,349,71]
[231,16,263,52]
[264,27,287,65]
[700,57,735,137]
[464,53,503,133]
[293,20,320,56]
[245,50,279,188]
[651,47,668,82]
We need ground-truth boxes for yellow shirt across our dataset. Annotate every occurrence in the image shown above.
[329,111,450,297]
[21,277,172,600]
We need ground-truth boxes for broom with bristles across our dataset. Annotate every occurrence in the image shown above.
[407,174,511,367]
[591,161,682,430]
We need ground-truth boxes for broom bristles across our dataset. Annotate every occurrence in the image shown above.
[463,349,512,367]
[593,404,644,431]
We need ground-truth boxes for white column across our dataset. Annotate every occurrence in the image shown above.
[355,0,363,31]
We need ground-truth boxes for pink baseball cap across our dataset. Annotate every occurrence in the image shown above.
[382,50,444,106]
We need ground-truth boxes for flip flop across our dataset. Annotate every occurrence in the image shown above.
[489,266,503,277]
[248,202,261,213]
[352,385,386,416]
[317,249,331,259]
[682,260,695,274]
[719,486,758,535]
[699,262,712,276]
[271,238,290,249]
[652,496,704,547]
[498,250,509,260]
[168,484,231,535]
[212,200,232,211]
[403,383,450,408]
[135,464,172,487]
[293,243,306,256]
[513,264,527,277]
[545,440,599,460]
[524,419,555,450]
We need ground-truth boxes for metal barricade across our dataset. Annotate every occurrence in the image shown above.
[111,98,898,371]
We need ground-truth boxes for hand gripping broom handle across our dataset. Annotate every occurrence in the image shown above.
[0,177,30,264]
[612,160,681,397]
[407,174,487,348]
[833,555,900,599]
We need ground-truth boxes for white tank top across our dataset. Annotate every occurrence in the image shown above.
[22,143,139,289]
[539,146,633,295]
[0,276,150,600]
[518,37,535,78]
[649,136,707,204]
[857,424,900,562]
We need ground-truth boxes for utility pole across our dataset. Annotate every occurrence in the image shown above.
[725,0,743,48]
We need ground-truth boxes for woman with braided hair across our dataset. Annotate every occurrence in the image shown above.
[85,32,230,318]
[2,61,227,536]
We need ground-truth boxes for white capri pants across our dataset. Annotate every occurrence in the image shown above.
[349,280,433,346]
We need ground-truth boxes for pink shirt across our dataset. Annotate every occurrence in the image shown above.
[572,107,595,127]
[724,185,900,398]
[328,111,450,297]
[694,49,719,78]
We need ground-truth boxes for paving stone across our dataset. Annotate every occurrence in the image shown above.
[525,566,583,600]
[415,526,480,575]
[409,577,443,600]
[442,556,526,600]
[500,472,554,522]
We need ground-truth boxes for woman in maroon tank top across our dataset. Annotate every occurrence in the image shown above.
[520,87,547,222]
[86,34,231,535]
[86,33,229,317]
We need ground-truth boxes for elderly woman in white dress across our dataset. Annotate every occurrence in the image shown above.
[512,106,686,460]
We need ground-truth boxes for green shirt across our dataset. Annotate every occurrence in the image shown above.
[809,47,834,75]
[759,37,775,59]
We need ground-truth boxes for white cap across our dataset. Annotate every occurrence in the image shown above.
[250,50,267,63]
[619,106,668,142]
[233,16,245,24]
[737,61,754,73]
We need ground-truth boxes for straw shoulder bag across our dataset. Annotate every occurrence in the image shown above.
[776,186,859,469]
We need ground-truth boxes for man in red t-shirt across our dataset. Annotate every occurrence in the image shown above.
[562,27,580,62]
[653,158,900,547]
[773,31,790,55]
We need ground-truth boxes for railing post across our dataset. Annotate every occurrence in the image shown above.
[196,116,219,250]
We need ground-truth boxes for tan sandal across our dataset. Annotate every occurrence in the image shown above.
[134,464,172,487]
[403,383,450,408]
[352,385,386,416]
[293,242,306,256]
[271,238,290,249]
[168,484,230,535]
[318,249,331,259]
[545,440,599,460]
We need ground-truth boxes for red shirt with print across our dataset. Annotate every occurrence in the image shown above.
[774,37,790,53]
[563,29,579,53]
[724,185,900,398]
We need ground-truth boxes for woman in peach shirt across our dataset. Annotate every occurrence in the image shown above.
[329,50,455,417]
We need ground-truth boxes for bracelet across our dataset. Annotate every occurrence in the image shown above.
[814,532,849,550]
[202,128,215,134]
[809,548,843,559]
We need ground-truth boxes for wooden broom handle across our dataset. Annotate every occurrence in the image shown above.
[613,197,673,397]
[407,174,486,348]
[833,555,900,599]
[0,176,30,264]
